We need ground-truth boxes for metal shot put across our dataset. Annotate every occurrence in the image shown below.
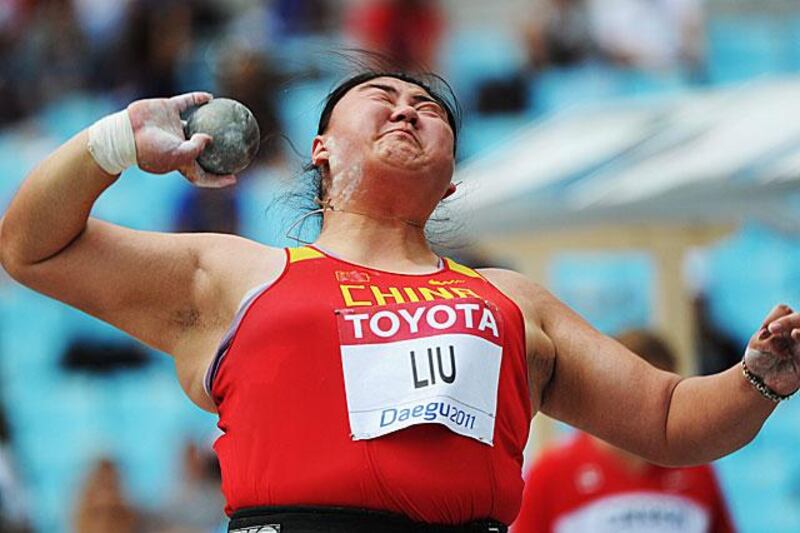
[183,98,260,176]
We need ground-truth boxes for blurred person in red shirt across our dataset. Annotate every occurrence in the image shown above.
[513,330,735,533]
[347,0,445,70]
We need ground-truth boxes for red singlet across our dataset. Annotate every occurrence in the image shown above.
[512,433,735,533]
[207,246,531,525]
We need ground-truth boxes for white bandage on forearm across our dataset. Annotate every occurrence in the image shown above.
[87,109,137,175]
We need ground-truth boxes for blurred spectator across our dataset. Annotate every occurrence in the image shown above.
[0,0,33,33]
[73,457,139,533]
[10,0,90,115]
[587,0,705,73]
[523,0,597,70]
[110,0,195,98]
[482,0,596,114]
[694,294,742,376]
[512,329,735,533]
[0,0,35,124]
[0,399,31,532]
[72,0,129,50]
[105,0,228,99]
[347,0,446,70]
[152,439,225,532]
[175,187,241,234]
[271,0,334,37]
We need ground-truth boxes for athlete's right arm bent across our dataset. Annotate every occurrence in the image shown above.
[0,94,285,408]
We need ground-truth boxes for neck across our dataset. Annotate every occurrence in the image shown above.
[314,210,439,273]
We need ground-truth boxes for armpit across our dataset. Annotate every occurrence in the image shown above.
[169,297,232,331]
[527,325,556,412]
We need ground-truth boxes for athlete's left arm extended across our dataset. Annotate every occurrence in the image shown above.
[482,268,794,467]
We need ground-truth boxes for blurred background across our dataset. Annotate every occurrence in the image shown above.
[1,0,800,531]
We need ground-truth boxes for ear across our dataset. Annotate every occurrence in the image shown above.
[311,136,329,169]
[442,182,457,200]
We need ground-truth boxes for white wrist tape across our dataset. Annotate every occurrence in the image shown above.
[87,109,137,175]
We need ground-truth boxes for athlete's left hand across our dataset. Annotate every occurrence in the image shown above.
[744,304,800,396]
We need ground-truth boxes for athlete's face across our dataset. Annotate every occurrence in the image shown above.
[311,77,456,213]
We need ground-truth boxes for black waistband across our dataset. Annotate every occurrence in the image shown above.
[229,506,508,533]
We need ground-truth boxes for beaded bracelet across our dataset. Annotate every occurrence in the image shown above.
[741,358,796,403]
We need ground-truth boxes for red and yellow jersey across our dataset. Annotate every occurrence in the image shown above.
[512,433,735,533]
[207,245,531,525]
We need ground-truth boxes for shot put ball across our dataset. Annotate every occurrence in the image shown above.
[184,98,260,175]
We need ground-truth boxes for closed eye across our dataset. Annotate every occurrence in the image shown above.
[363,86,394,102]
[363,91,388,104]
[417,102,446,118]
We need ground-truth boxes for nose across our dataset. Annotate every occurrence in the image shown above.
[390,104,419,126]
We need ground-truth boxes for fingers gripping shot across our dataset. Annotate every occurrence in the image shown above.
[1,70,800,533]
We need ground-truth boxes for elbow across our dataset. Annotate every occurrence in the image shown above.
[0,217,34,284]
[649,376,725,467]
[0,245,26,284]
[0,217,16,277]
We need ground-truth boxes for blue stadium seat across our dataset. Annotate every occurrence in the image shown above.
[531,65,687,117]
[0,130,60,212]
[707,16,791,84]
[278,78,335,162]
[457,114,531,161]
[706,224,800,345]
[532,65,623,115]
[440,29,526,108]
[37,94,116,142]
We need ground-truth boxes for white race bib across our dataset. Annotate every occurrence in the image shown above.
[554,493,710,533]
[336,298,504,445]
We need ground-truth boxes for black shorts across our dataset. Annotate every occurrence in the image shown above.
[228,506,508,533]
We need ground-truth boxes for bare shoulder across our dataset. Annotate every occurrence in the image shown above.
[194,232,285,285]
[479,267,586,323]
[478,268,555,323]
[186,232,286,322]
[478,268,560,410]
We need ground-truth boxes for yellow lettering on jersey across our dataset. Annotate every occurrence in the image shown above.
[340,284,483,307]
[451,287,481,299]
[340,285,371,307]
[417,287,454,301]
[370,286,405,305]
[403,287,421,303]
